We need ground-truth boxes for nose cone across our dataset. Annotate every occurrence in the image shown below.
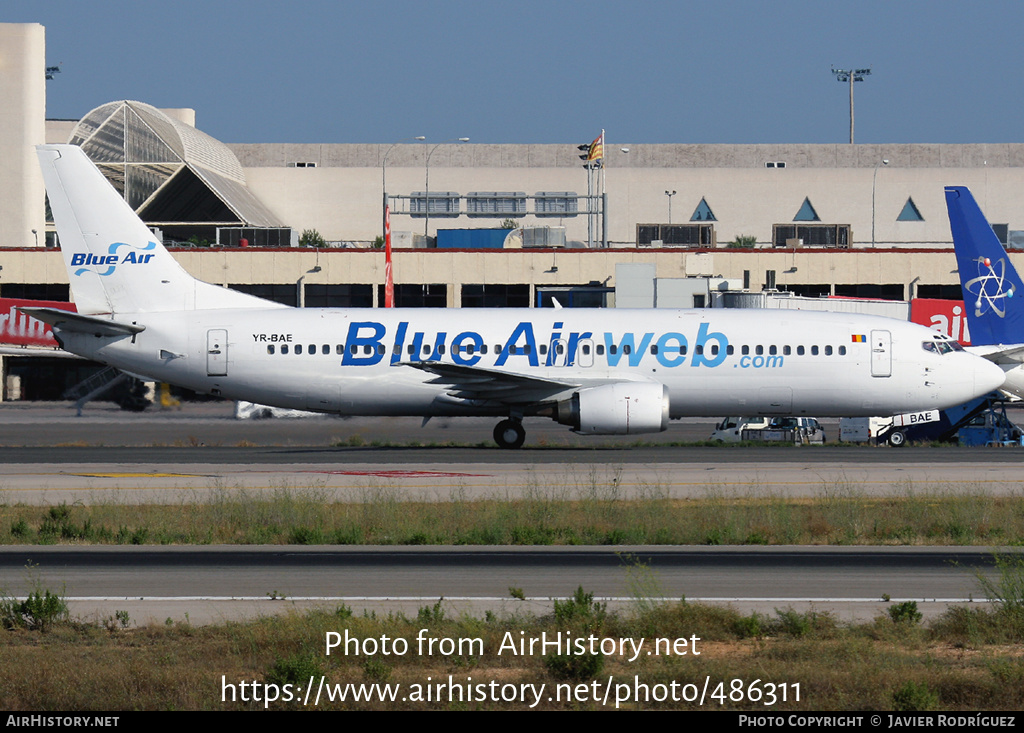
[977,356,1010,396]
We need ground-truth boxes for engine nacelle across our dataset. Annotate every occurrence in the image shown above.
[555,382,669,435]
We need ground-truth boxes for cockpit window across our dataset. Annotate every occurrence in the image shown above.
[923,339,964,354]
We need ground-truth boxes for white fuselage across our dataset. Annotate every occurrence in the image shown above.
[56,306,1003,421]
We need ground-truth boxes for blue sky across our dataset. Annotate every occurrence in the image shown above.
[7,0,1024,145]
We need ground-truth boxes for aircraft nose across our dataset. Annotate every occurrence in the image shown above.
[975,356,1008,396]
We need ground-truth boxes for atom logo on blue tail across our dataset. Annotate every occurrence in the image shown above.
[71,241,157,277]
[964,256,1015,318]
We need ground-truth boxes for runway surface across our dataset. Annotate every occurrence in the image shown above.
[0,401,1021,623]
[0,545,1001,625]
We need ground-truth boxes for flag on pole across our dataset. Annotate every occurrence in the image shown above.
[587,132,604,162]
[384,204,394,308]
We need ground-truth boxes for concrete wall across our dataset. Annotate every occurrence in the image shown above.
[0,23,45,249]
[231,143,1024,247]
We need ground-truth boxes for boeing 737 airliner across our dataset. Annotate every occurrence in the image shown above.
[27,145,1004,447]
[946,185,1024,399]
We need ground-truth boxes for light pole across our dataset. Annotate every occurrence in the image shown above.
[382,137,425,240]
[665,190,676,225]
[425,138,469,239]
[831,67,872,144]
[871,158,889,247]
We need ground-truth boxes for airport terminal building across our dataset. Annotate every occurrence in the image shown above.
[2,21,1024,398]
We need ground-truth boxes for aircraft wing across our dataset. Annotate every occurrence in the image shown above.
[402,361,579,403]
[967,344,1024,364]
[18,307,145,337]
[0,345,84,359]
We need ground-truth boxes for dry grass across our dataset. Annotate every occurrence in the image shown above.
[1,600,1024,710]
[2,486,1024,546]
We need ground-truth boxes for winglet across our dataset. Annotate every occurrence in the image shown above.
[945,186,1024,345]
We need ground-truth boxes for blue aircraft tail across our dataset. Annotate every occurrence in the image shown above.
[945,185,1024,345]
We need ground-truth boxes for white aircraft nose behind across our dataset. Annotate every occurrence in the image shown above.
[971,354,1010,400]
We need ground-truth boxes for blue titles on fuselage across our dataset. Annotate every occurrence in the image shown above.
[339,320,733,369]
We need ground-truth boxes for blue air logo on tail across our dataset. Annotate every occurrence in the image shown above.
[964,255,1015,318]
[945,186,1024,345]
[71,241,157,277]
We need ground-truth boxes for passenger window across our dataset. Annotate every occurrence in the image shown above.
[323,345,330,355]
[710,344,718,356]
[466,344,475,355]
[727,345,734,355]
[282,344,289,354]
[267,345,275,355]
[769,345,777,356]
[783,346,791,356]
[365,345,373,355]
[540,344,548,355]
[437,344,445,355]
[423,345,430,355]
[609,345,618,355]
[351,344,358,355]
[582,344,591,355]
[377,344,385,355]
[650,345,658,355]
[742,345,749,356]
[797,345,805,356]
[336,345,344,355]
[482,345,489,354]
[755,345,763,356]
[597,345,605,355]
[407,344,415,355]
[838,345,846,356]
[296,344,303,355]
[556,343,565,355]
[623,344,632,355]
[811,346,819,356]
[825,345,833,356]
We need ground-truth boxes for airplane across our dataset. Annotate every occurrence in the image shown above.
[946,185,1024,399]
[26,144,1005,448]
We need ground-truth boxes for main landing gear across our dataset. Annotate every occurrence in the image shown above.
[493,418,526,449]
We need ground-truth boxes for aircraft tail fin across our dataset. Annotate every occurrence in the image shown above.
[37,144,283,315]
[945,185,1024,345]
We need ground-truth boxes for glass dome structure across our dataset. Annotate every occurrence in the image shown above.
[68,101,281,231]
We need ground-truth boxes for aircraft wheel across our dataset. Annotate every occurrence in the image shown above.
[888,430,907,447]
[493,419,526,449]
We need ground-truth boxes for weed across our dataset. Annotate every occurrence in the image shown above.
[892,680,939,711]
[417,599,446,624]
[363,658,392,682]
[0,588,68,632]
[266,652,323,687]
[621,553,665,616]
[543,650,604,681]
[976,552,1024,616]
[509,587,526,601]
[553,586,606,627]
[888,601,923,625]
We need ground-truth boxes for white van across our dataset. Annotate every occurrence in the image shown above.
[710,416,826,444]
[710,416,771,442]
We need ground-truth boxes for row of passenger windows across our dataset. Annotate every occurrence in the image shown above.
[265,342,850,357]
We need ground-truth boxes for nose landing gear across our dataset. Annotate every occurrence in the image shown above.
[493,418,526,449]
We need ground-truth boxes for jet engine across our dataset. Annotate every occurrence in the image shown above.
[555,382,669,435]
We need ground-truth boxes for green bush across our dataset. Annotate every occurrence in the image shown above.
[892,681,939,711]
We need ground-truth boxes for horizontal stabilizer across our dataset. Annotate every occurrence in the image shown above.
[18,307,145,337]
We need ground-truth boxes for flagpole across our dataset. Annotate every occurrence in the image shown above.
[384,204,394,307]
[600,129,607,248]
